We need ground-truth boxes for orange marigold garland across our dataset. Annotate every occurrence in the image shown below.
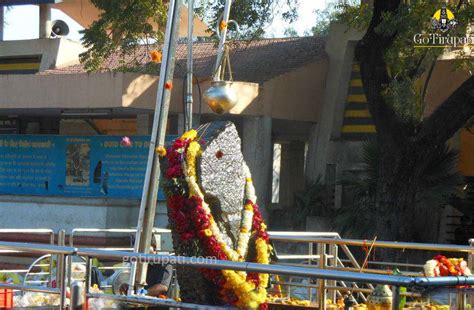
[150,50,162,63]
[163,129,271,309]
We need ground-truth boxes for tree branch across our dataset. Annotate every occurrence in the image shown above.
[407,50,428,80]
[418,75,474,146]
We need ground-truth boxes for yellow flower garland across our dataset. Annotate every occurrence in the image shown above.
[179,129,271,309]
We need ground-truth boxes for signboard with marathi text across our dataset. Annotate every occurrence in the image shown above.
[0,135,175,200]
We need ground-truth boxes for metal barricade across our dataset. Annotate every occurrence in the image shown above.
[67,228,172,295]
[0,240,473,309]
[0,229,56,288]
[1,232,474,308]
[269,234,474,309]
[76,246,474,310]
[0,241,75,309]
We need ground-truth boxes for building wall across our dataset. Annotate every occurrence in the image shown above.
[260,59,328,122]
[0,195,172,248]
[0,38,84,71]
[459,128,474,177]
[423,60,472,116]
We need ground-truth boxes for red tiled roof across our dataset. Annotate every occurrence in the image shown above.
[42,37,327,83]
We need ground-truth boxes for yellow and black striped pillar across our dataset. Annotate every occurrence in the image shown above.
[341,63,376,139]
[0,55,41,75]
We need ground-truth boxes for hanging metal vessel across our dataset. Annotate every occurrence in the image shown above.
[203,80,238,114]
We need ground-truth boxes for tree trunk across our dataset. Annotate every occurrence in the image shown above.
[373,142,417,240]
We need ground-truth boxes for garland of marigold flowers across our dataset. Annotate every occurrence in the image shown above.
[163,129,271,309]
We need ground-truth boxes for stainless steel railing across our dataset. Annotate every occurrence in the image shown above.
[269,231,374,303]
[0,241,75,309]
[75,246,474,310]
[0,228,55,287]
[2,231,474,309]
[268,234,474,309]
[1,240,474,309]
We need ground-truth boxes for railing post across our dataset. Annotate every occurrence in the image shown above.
[308,242,313,302]
[318,243,326,310]
[457,288,467,310]
[328,244,338,303]
[0,6,4,42]
[71,281,84,310]
[392,286,400,310]
[68,232,74,300]
[49,231,55,287]
[468,239,474,272]
[57,230,67,309]
[469,239,474,308]
[58,253,67,309]
[83,257,92,310]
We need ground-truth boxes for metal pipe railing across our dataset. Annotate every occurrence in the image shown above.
[69,228,171,249]
[0,241,75,308]
[274,236,474,252]
[87,293,225,309]
[2,232,474,306]
[2,240,474,309]
[340,259,423,269]
[269,231,340,238]
[0,241,75,255]
[0,282,60,294]
[0,228,56,285]
[269,233,474,309]
[75,247,474,287]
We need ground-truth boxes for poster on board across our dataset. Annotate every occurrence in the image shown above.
[0,135,175,200]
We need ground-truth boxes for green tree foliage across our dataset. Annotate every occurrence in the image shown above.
[283,27,298,37]
[196,0,298,39]
[336,1,474,124]
[80,0,299,71]
[80,0,168,72]
[309,1,372,37]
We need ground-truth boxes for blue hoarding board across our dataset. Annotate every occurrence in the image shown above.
[0,135,175,200]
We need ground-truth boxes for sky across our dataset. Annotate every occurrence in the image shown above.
[2,0,328,41]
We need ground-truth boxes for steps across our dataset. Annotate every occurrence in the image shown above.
[341,63,376,140]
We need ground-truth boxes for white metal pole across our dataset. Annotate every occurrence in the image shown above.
[185,0,194,131]
[0,6,4,42]
[130,0,183,293]
[213,0,232,81]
